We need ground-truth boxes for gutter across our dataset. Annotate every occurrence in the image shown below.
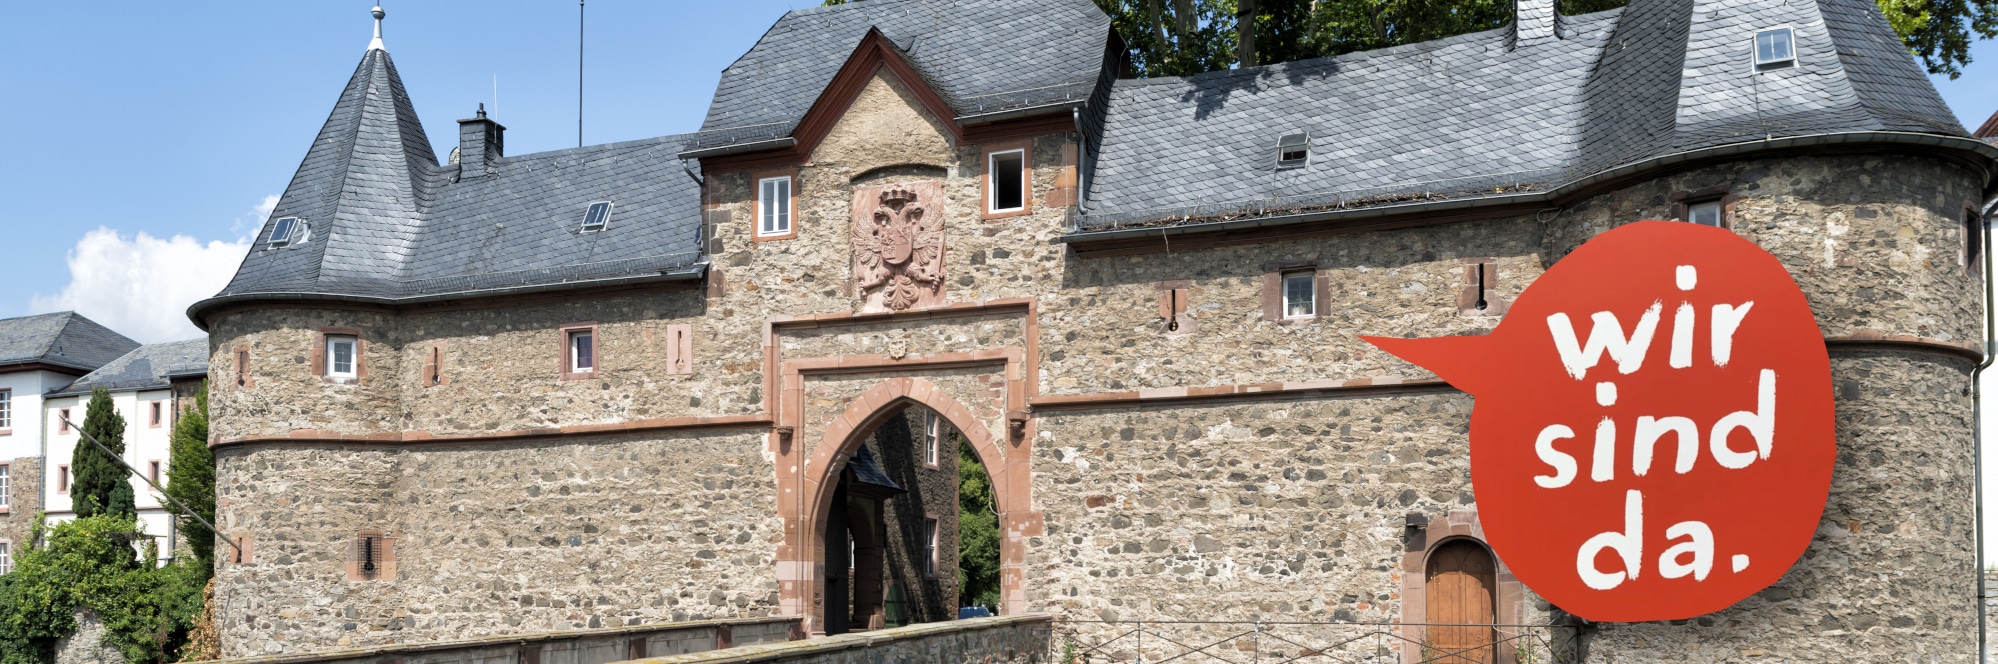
[186,264,707,331]
[955,100,1084,126]
[676,137,798,160]
[1061,131,1998,245]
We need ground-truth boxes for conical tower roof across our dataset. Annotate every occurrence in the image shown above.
[216,7,440,298]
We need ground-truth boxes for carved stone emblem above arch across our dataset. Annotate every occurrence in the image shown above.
[852,181,946,312]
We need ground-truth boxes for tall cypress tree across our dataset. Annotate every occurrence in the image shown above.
[71,387,135,519]
[165,386,216,565]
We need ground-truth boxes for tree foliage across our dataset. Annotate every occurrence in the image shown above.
[163,387,216,566]
[72,388,135,520]
[1093,0,1992,80]
[0,516,208,664]
[954,437,1001,610]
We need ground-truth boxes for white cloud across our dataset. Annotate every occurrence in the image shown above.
[235,194,281,241]
[30,228,253,344]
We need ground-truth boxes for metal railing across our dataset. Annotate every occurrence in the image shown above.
[1050,619,1582,664]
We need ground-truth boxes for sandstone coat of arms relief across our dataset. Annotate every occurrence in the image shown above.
[851,181,946,312]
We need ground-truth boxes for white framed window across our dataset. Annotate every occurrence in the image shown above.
[987,149,1026,213]
[1283,271,1316,319]
[570,330,596,373]
[924,412,941,467]
[326,336,358,379]
[922,516,939,578]
[1688,201,1723,227]
[1754,27,1795,71]
[0,542,10,575]
[0,464,9,508]
[758,176,792,237]
[0,389,10,430]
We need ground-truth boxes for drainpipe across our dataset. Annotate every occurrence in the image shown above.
[1977,199,1994,664]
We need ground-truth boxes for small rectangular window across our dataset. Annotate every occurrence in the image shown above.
[57,465,70,493]
[0,542,10,575]
[580,201,614,232]
[1283,271,1316,318]
[58,409,71,434]
[149,401,162,427]
[923,517,939,578]
[1276,133,1310,168]
[268,217,300,248]
[570,330,595,373]
[0,464,10,508]
[327,336,358,379]
[1688,201,1723,227]
[758,177,792,237]
[924,412,940,467]
[1754,28,1795,70]
[0,390,11,430]
[988,150,1026,213]
[148,460,161,485]
[236,349,250,387]
[1966,208,1984,277]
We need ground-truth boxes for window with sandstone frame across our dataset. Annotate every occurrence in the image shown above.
[980,140,1035,220]
[1262,262,1328,324]
[754,169,799,241]
[559,322,600,381]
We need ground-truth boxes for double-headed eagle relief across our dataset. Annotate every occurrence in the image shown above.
[852,182,946,312]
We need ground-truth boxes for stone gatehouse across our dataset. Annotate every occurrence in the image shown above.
[191,0,1998,660]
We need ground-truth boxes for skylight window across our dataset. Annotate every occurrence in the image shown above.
[1276,133,1310,169]
[580,201,614,233]
[267,217,301,249]
[1754,28,1795,71]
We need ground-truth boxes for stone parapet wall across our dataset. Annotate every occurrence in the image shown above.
[184,617,799,664]
[618,614,1051,664]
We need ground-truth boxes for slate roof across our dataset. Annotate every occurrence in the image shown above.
[1978,109,1998,139]
[686,0,1112,152]
[199,43,705,318]
[51,339,209,397]
[0,312,141,374]
[1075,0,1975,230]
[847,444,903,493]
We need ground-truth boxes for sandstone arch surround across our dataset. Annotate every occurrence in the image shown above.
[765,307,1046,635]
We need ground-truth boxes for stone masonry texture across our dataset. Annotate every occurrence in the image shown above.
[3,456,44,554]
[207,55,1990,663]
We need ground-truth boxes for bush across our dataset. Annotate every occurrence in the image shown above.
[0,516,208,663]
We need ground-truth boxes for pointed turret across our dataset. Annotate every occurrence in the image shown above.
[215,5,438,297]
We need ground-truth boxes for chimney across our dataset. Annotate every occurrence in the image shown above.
[1515,0,1558,46]
[456,104,505,177]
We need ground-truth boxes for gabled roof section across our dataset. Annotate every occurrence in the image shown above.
[1073,0,1984,234]
[51,338,209,397]
[686,0,1111,154]
[1978,109,1998,139]
[0,312,141,375]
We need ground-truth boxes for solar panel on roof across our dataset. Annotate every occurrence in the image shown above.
[268,217,300,248]
[580,201,614,232]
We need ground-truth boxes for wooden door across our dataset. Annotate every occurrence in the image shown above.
[1424,540,1497,663]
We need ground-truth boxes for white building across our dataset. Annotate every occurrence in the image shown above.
[0,312,139,571]
[42,338,208,563]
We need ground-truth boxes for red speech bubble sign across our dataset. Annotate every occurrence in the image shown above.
[1364,221,1833,622]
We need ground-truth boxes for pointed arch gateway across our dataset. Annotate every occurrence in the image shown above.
[779,376,1032,636]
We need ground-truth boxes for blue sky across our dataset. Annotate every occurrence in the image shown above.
[1,2,1995,343]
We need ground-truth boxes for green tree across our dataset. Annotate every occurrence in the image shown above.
[71,388,135,520]
[0,516,208,664]
[1095,0,1244,76]
[955,438,1001,610]
[163,387,216,566]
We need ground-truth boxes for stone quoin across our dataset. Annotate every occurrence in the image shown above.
[188,0,1998,661]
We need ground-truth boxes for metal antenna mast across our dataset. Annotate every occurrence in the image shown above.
[578,0,585,148]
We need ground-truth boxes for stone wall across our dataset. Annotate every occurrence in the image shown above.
[3,456,44,553]
[212,429,784,655]
[619,614,1051,664]
[181,617,797,664]
[55,610,126,664]
[204,49,1990,662]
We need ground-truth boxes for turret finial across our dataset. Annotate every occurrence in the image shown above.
[368,5,386,51]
